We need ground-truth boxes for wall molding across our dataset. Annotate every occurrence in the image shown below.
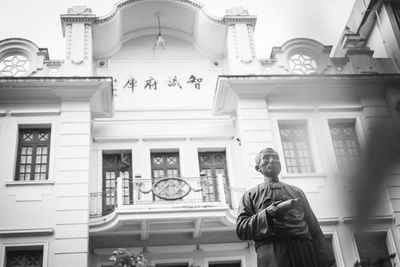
[0,228,53,237]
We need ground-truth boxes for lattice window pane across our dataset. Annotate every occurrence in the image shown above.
[0,54,30,77]
[279,122,314,173]
[153,156,163,165]
[166,156,177,165]
[167,169,178,177]
[329,122,361,171]
[153,169,165,179]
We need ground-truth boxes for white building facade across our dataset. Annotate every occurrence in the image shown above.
[1,1,400,266]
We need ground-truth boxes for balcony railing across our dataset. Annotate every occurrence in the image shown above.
[89,174,230,218]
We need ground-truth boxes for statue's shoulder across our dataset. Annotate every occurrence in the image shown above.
[280,181,305,195]
[244,183,268,196]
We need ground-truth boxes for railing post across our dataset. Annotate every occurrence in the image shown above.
[133,174,141,205]
[116,176,123,208]
[217,174,226,205]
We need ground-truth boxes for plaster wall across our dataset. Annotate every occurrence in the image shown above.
[0,101,92,267]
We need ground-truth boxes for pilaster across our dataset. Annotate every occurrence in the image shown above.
[224,7,261,75]
[60,6,95,76]
[53,101,91,267]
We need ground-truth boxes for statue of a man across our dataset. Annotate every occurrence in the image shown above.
[236,148,335,267]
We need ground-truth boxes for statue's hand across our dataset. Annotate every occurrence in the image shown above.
[265,203,279,217]
[276,198,299,212]
[266,198,300,218]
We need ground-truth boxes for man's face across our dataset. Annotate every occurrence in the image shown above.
[256,150,281,177]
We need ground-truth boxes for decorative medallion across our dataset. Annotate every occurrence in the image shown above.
[152,177,191,200]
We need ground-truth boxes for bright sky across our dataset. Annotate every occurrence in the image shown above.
[0,0,355,59]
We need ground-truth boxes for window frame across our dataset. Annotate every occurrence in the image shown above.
[9,120,56,184]
[0,49,33,77]
[15,127,51,181]
[102,149,133,209]
[271,117,321,174]
[351,228,399,267]
[196,144,237,209]
[324,230,345,267]
[150,150,181,179]
[1,241,49,267]
[327,119,363,172]
[322,114,366,173]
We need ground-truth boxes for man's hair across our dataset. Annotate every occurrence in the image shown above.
[255,148,277,167]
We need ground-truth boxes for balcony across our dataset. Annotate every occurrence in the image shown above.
[90,173,232,215]
[89,174,236,238]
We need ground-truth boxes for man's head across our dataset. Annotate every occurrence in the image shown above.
[255,148,282,179]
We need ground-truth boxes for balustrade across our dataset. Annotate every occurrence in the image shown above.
[89,174,230,218]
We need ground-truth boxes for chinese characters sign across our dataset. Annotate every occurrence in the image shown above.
[121,74,203,94]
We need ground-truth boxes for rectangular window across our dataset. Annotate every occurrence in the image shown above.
[354,232,394,267]
[209,261,241,267]
[151,152,180,179]
[102,150,132,211]
[15,128,51,181]
[328,121,361,171]
[6,247,43,267]
[278,121,314,173]
[198,151,228,202]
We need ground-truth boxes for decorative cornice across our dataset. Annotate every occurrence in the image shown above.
[94,0,224,25]
[222,16,257,25]
[60,14,96,37]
